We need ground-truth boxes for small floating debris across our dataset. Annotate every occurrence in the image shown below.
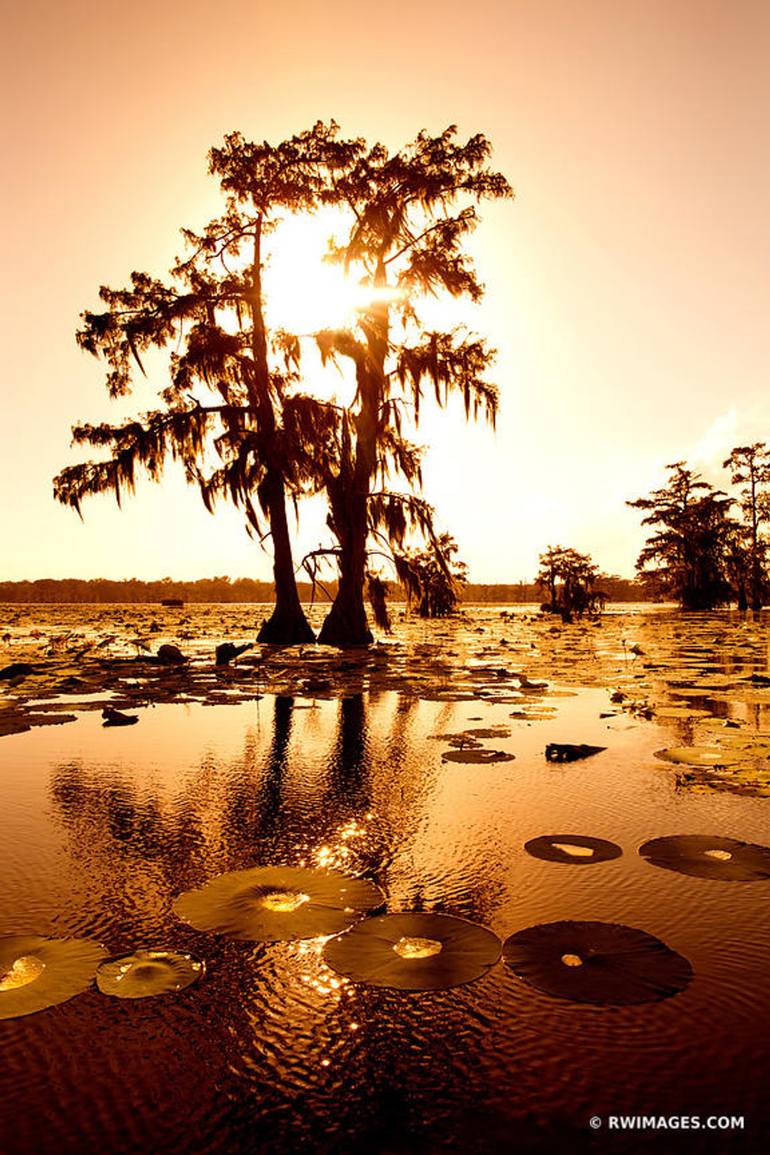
[503,921,692,1005]
[0,935,106,1020]
[96,950,205,999]
[215,642,253,666]
[639,835,770,881]
[173,865,385,942]
[0,662,35,681]
[524,834,622,864]
[157,644,187,666]
[323,913,501,991]
[102,707,139,728]
[441,749,515,764]
[545,743,606,763]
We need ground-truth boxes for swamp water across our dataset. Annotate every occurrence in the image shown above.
[1,605,769,1153]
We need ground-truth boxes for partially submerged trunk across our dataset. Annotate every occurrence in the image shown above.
[317,484,372,647]
[319,295,386,648]
[257,471,315,645]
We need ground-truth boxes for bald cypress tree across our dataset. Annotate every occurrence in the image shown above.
[53,124,353,644]
[628,463,734,610]
[307,127,512,645]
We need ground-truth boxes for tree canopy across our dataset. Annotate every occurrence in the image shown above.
[628,463,734,610]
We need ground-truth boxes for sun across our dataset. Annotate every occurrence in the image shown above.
[264,208,405,335]
[264,208,359,334]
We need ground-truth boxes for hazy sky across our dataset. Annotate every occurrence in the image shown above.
[3,0,769,583]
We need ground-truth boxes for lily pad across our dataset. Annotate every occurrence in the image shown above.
[503,921,692,1004]
[96,950,205,998]
[0,935,106,1020]
[654,747,741,768]
[173,865,385,942]
[639,835,770,881]
[441,748,515,764]
[524,834,622,864]
[323,912,501,991]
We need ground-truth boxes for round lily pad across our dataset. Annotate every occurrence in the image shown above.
[503,921,692,1005]
[96,950,205,999]
[323,912,501,991]
[441,749,515,764]
[0,935,106,1020]
[639,835,770,881]
[524,834,622,864]
[654,747,741,768]
[173,865,385,942]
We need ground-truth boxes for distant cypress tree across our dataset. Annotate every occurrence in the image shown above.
[628,463,734,609]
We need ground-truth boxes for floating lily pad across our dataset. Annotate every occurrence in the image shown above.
[654,747,741,768]
[96,950,205,998]
[524,834,622,864]
[173,865,385,942]
[639,835,770,881]
[323,913,501,991]
[441,748,515,764]
[502,921,692,1004]
[0,935,106,1020]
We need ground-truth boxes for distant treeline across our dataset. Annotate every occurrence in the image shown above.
[0,574,650,605]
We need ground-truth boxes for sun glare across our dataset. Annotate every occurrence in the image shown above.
[264,210,404,334]
[264,211,359,333]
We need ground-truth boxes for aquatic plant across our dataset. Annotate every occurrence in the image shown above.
[173,865,384,941]
[96,950,205,998]
[639,835,770,881]
[523,835,622,864]
[323,912,501,990]
[503,921,692,1005]
[0,935,106,1020]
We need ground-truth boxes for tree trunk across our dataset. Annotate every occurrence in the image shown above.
[257,471,315,645]
[317,488,373,646]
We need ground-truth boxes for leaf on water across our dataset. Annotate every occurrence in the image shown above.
[323,912,501,991]
[639,835,770,881]
[173,865,385,942]
[96,950,205,999]
[441,748,515,764]
[0,935,106,1020]
[524,834,622,865]
[503,920,692,1005]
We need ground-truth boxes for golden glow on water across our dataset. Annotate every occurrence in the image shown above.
[552,843,595,857]
[704,849,732,861]
[259,890,310,913]
[0,955,45,990]
[561,954,583,967]
[393,936,443,960]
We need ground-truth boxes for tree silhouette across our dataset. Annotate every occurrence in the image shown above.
[302,127,511,645]
[536,545,601,621]
[722,443,770,610]
[628,463,734,609]
[397,532,467,618]
[53,124,354,645]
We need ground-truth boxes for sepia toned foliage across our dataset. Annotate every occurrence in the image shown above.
[628,463,734,610]
[722,443,770,610]
[536,545,602,621]
[395,532,468,618]
[54,123,354,644]
[305,126,512,645]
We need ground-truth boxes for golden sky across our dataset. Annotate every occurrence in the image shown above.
[3,0,769,583]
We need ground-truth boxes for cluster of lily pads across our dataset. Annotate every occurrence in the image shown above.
[4,832,769,1022]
